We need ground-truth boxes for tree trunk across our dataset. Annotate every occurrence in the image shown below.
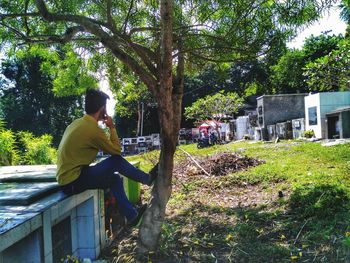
[138,0,175,252]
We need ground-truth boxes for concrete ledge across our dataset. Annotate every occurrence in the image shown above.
[0,188,106,263]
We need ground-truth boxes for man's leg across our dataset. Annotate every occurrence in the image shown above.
[61,155,157,221]
[67,163,138,221]
[94,155,152,185]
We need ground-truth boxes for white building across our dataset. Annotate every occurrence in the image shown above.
[304,91,350,139]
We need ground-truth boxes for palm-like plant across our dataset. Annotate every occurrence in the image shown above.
[339,0,350,23]
[0,119,20,166]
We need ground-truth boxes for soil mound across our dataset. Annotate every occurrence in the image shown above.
[180,152,264,177]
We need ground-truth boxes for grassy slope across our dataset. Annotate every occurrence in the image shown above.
[114,141,350,262]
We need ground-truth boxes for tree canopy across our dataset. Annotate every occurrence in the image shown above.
[304,38,350,91]
[270,33,344,94]
[0,0,336,91]
[184,90,244,125]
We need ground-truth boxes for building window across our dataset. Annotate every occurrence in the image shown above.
[308,106,318,125]
[258,106,263,115]
[258,116,263,125]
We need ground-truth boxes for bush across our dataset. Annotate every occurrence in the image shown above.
[18,131,57,165]
[303,129,315,138]
[243,134,251,140]
[0,119,20,166]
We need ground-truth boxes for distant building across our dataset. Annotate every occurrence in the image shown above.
[326,107,350,139]
[121,133,160,155]
[305,91,350,139]
[256,94,307,140]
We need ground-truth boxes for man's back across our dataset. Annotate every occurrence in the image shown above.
[56,115,101,185]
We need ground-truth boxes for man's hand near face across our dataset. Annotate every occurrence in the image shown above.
[103,115,115,129]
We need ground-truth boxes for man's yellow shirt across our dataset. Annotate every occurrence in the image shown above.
[56,114,121,185]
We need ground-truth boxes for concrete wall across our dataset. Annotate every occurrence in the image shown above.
[0,190,106,263]
[235,116,250,140]
[257,94,306,128]
[305,92,350,138]
[1,230,43,263]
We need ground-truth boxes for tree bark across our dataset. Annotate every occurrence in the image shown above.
[138,0,175,252]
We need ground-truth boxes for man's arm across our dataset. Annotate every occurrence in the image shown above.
[94,115,122,155]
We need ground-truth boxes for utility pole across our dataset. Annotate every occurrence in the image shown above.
[141,101,144,136]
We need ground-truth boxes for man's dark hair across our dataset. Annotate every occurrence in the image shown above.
[85,89,110,114]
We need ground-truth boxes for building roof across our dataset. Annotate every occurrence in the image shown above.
[326,106,350,115]
[257,93,307,100]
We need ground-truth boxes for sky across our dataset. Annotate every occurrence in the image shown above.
[287,4,347,49]
[100,76,117,117]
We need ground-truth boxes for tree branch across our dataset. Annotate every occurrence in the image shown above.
[172,36,185,136]
[122,0,134,34]
[102,37,157,93]
[45,26,85,44]
[24,0,31,36]
[34,0,157,92]
[17,37,100,46]
[0,12,40,19]
[35,0,109,29]
[128,26,160,35]
[106,0,118,34]
[129,43,157,76]
[0,22,30,41]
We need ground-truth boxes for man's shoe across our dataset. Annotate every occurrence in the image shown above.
[127,204,147,228]
[148,162,159,186]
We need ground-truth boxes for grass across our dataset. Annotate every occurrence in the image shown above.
[103,140,350,262]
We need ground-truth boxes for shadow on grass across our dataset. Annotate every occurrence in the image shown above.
[152,184,350,263]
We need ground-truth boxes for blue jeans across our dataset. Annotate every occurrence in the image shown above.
[60,155,150,221]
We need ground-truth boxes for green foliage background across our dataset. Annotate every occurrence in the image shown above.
[0,119,56,166]
[0,47,85,146]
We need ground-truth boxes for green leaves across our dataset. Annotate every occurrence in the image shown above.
[270,33,345,94]
[184,90,244,124]
[304,39,350,91]
[17,131,57,165]
[14,45,98,96]
[0,119,19,166]
[115,80,152,118]
[0,0,336,97]
[0,50,84,146]
[270,49,307,93]
[0,120,56,165]
[52,49,98,96]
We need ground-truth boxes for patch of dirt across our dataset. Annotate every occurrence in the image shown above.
[169,151,289,216]
[174,151,264,177]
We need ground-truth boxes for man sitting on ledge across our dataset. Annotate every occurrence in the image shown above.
[56,89,158,227]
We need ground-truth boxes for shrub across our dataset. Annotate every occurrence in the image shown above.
[243,134,251,140]
[0,119,20,166]
[18,131,57,165]
[303,129,315,138]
